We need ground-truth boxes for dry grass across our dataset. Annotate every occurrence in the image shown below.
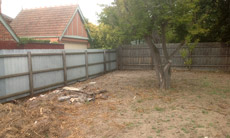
[0,70,230,138]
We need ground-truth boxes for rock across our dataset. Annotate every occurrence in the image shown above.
[96,94,109,100]
[86,97,95,102]
[70,98,79,103]
[29,97,36,101]
[63,87,82,91]
[58,96,71,102]
[133,96,136,100]
[100,95,109,100]
[52,90,61,93]
[89,82,96,85]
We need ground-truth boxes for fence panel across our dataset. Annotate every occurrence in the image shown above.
[118,43,230,71]
[0,49,117,103]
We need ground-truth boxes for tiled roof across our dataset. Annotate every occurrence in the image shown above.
[2,14,13,24]
[0,14,19,42]
[10,5,78,37]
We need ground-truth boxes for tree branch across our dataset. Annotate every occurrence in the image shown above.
[161,24,169,61]
[169,41,185,59]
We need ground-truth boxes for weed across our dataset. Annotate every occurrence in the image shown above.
[125,122,140,129]
[137,99,144,103]
[227,121,230,127]
[202,80,212,87]
[155,107,165,112]
[161,119,170,122]
[208,123,214,127]
[168,126,175,130]
[85,101,90,105]
[197,124,204,128]
[181,128,189,133]
[170,106,176,110]
[152,126,156,130]
[156,129,161,133]
[223,89,230,93]
[125,122,135,129]
[202,110,208,114]
[210,90,218,95]
[226,135,230,138]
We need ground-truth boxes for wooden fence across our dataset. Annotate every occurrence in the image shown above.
[117,42,230,71]
[0,49,117,102]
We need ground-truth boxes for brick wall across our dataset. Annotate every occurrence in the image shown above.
[0,41,64,49]
[0,22,15,42]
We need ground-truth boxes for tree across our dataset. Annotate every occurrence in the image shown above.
[99,0,201,89]
[87,22,131,49]
[194,0,230,43]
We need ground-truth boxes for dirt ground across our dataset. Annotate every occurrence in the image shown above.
[0,70,230,138]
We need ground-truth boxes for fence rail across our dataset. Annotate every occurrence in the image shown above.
[117,43,230,71]
[0,49,117,102]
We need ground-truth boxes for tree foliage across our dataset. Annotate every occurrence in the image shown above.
[194,0,230,43]
[87,22,128,49]
[99,0,202,44]
[95,0,229,44]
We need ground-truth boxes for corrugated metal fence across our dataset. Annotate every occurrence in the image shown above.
[117,42,230,71]
[0,49,117,102]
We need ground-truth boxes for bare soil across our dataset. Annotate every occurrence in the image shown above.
[0,70,230,138]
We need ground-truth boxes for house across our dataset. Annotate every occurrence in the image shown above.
[0,0,19,44]
[10,5,91,49]
[0,0,64,49]
[0,14,19,43]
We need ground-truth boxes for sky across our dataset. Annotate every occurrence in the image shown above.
[1,0,114,24]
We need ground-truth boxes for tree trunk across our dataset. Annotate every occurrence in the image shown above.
[145,36,171,89]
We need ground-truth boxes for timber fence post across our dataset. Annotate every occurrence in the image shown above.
[27,52,34,96]
[62,51,67,86]
[85,50,89,79]
[103,50,107,73]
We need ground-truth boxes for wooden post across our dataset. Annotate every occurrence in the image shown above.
[103,50,107,73]
[85,50,89,79]
[150,50,154,70]
[62,51,67,85]
[116,48,119,70]
[27,52,34,96]
[120,47,123,70]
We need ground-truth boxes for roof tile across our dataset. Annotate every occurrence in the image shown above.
[10,5,78,37]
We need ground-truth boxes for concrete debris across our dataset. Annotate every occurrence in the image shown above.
[95,90,107,94]
[96,94,108,100]
[59,83,108,103]
[29,97,36,101]
[133,96,136,100]
[40,108,43,115]
[70,98,80,103]
[52,90,61,93]
[63,87,82,91]
[40,94,45,97]
[89,82,96,85]
[86,98,94,102]
[58,96,71,102]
